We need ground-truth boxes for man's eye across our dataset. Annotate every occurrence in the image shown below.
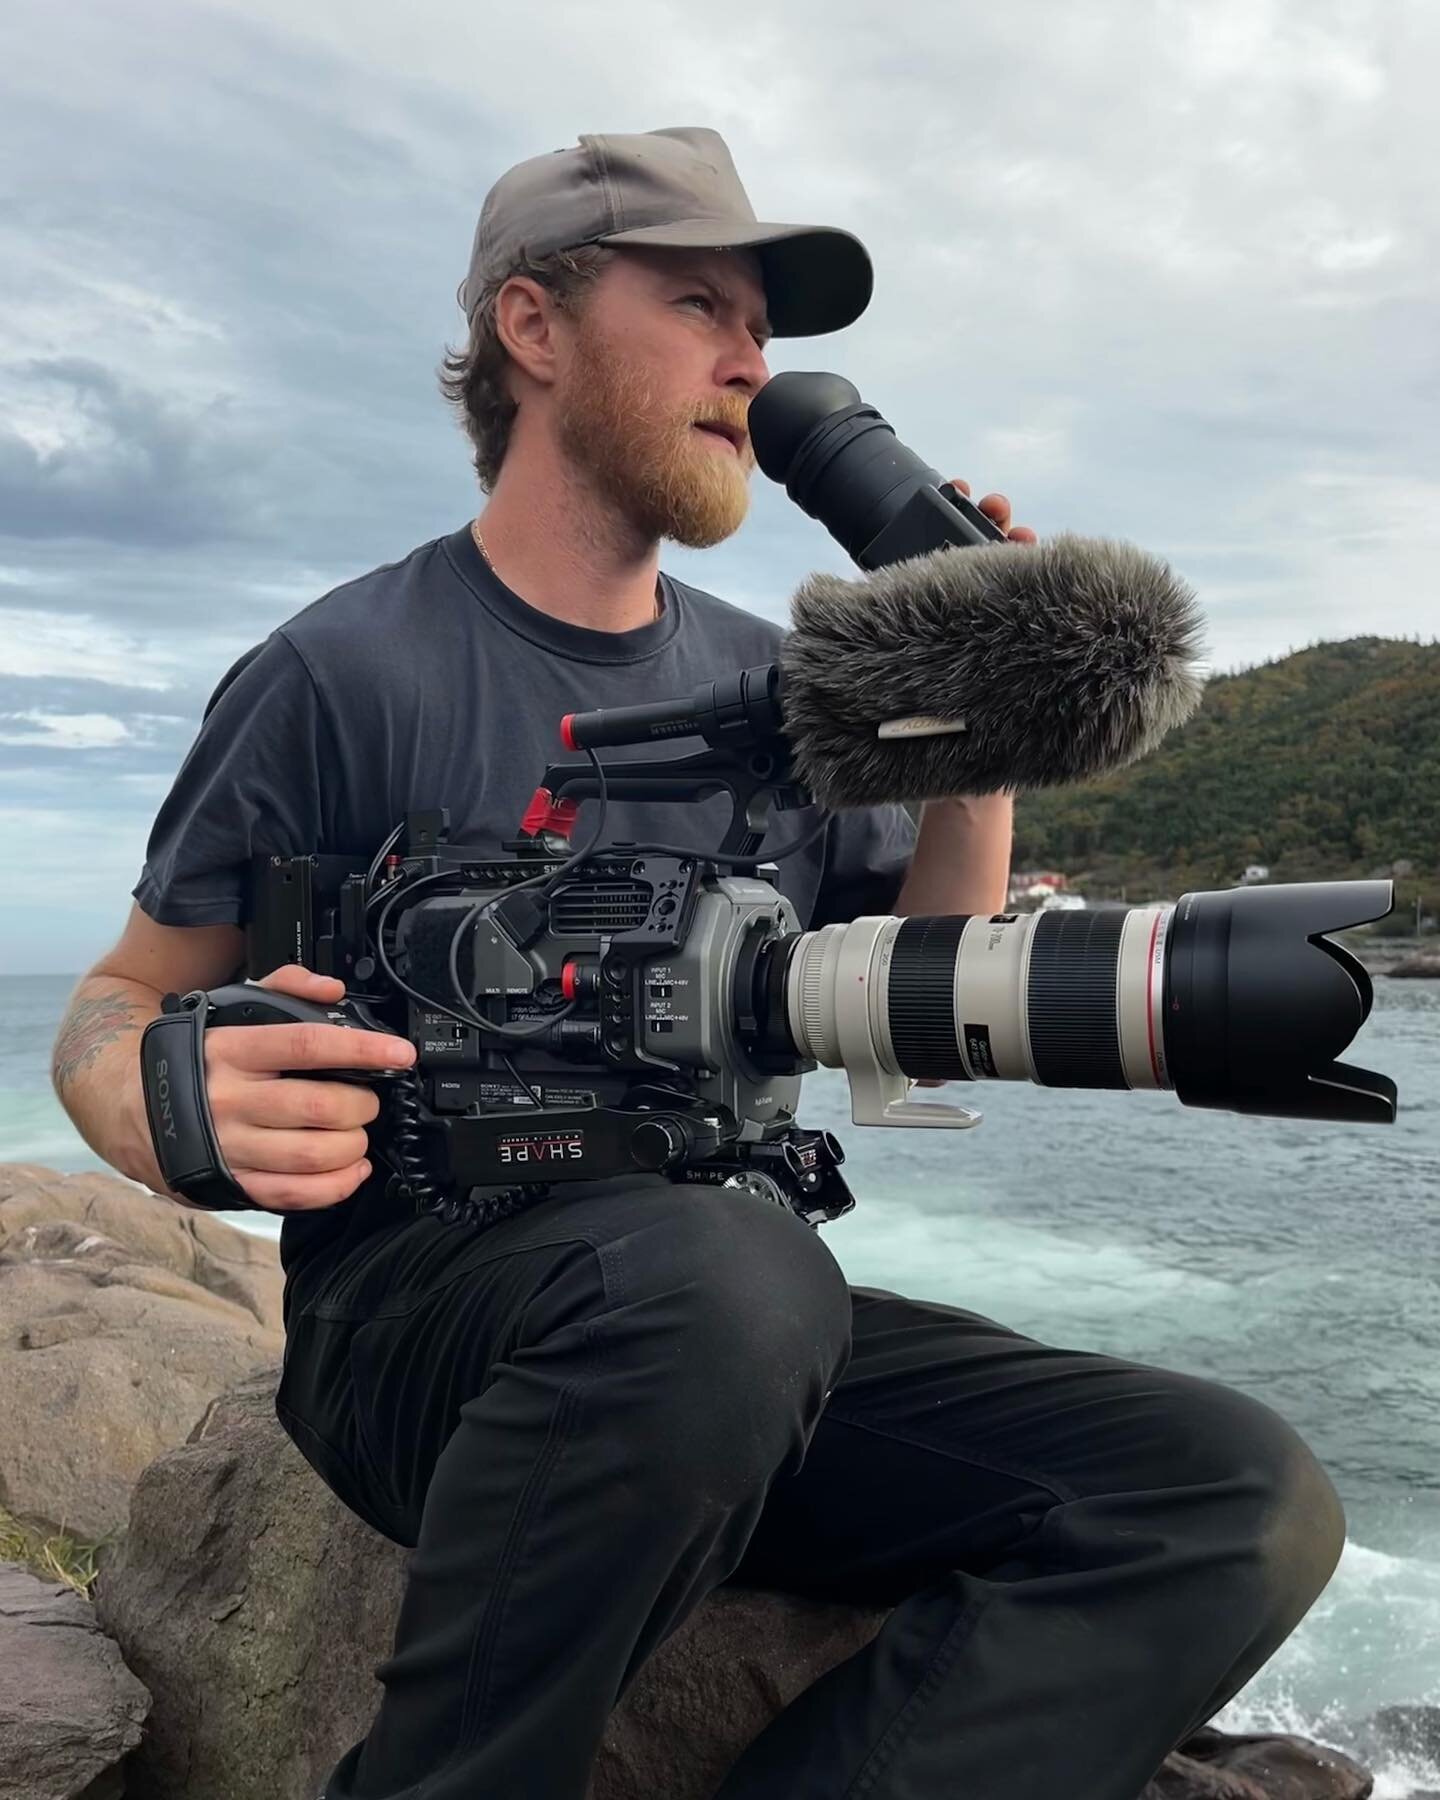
[681,293,714,313]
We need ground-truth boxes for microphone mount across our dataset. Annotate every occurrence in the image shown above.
[530,662,812,862]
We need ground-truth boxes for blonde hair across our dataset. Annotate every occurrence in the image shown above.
[437,243,617,492]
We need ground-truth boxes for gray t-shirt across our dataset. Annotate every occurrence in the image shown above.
[134,522,917,1278]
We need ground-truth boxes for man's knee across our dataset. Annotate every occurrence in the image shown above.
[1182,1379,1346,1621]
[597,1189,854,1498]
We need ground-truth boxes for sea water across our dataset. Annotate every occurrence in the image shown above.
[4,972,1437,1793]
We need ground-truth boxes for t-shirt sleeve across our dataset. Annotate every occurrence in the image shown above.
[808,801,919,929]
[132,629,338,927]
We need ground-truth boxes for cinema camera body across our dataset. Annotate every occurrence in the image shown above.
[141,373,1398,1228]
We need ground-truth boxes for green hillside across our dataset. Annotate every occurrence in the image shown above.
[1011,637,1440,914]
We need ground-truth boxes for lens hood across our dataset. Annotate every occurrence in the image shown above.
[1165,880,1397,1122]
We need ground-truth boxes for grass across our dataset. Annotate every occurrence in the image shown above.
[0,1502,109,1596]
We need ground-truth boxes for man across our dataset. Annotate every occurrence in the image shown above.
[53,128,1344,1799]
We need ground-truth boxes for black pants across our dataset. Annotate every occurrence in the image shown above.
[275,1174,1345,1800]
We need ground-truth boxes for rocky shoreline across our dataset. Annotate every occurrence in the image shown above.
[1346,937,1439,978]
[0,1160,1429,1798]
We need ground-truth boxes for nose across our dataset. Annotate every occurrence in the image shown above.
[719,334,771,403]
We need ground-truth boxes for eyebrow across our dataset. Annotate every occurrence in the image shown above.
[675,269,773,346]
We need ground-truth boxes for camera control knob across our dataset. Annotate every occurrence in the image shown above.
[630,1117,689,1172]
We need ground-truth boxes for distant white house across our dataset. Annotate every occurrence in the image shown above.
[1239,864,1270,885]
[1039,892,1088,911]
[1008,869,1070,904]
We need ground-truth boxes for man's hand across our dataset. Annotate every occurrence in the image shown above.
[947,478,1037,545]
[202,964,417,1211]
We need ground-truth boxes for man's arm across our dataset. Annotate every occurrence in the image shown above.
[52,906,247,1196]
[892,791,1014,919]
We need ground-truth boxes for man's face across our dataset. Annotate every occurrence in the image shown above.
[551,246,773,549]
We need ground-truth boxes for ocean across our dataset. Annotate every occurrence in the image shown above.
[4,969,1438,1794]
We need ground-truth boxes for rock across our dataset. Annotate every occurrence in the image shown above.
[1386,952,1440,978]
[0,1561,150,1800]
[587,1587,886,1800]
[1342,1705,1440,1790]
[95,1373,412,1800]
[1367,1703,1440,1764]
[0,1163,282,1330]
[95,1373,1376,1800]
[0,1164,283,1540]
[1145,1724,1372,1797]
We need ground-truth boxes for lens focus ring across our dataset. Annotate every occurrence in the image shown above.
[1026,910,1126,1087]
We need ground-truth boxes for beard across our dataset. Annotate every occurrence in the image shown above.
[554,311,754,549]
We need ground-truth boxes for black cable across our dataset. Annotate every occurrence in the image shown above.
[362,819,405,910]
[372,871,577,1041]
[438,744,617,1045]
[600,805,834,869]
[500,1051,545,1110]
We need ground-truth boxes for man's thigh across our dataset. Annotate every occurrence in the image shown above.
[274,1175,678,1543]
[273,1175,848,1546]
[731,1284,1261,1607]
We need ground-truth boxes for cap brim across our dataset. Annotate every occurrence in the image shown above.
[592,218,873,338]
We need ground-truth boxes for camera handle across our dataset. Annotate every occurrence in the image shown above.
[139,984,401,1213]
[532,742,813,861]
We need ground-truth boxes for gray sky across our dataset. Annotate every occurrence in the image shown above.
[2,0,1435,973]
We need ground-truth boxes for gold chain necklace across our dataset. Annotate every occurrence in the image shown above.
[470,518,660,624]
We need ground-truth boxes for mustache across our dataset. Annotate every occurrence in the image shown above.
[689,407,752,448]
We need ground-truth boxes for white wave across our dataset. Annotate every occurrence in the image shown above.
[1213,1537,1440,1797]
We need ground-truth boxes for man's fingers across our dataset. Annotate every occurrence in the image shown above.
[214,1074,382,1131]
[947,481,1036,542]
[223,1123,372,1175]
[231,1159,374,1213]
[253,964,346,1001]
[210,1020,416,1074]
[979,491,1012,530]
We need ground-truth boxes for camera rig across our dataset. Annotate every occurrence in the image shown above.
[211,663,858,1230]
[140,370,1398,1230]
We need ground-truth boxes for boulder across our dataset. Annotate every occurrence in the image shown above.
[0,1561,150,1800]
[96,1373,1376,1800]
[0,1164,282,1330]
[1386,952,1440,979]
[0,1164,283,1540]
[1149,1726,1371,1797]
[95,1373,410,1800]
[1342,1705,1440,1793]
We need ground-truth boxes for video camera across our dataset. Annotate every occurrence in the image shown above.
[140,374,1399,1229]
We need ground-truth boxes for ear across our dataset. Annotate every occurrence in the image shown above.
[494,275,567,390]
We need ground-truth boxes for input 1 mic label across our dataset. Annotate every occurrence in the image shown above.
[963,1023,998,1078]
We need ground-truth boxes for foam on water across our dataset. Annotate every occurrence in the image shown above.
[1208,1538,1440,1791]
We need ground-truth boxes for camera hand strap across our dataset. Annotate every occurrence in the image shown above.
[140,991,256,1213]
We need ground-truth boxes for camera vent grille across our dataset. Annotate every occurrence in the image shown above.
[550,880,651,935]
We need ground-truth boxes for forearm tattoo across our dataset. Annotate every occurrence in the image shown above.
[52,987,149,1096]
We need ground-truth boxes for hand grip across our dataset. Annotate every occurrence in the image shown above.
[140,992,255,1211]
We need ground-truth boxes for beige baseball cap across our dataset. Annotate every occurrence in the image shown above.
[458,126,873,338]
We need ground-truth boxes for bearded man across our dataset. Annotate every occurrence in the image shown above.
[52,127,1343,1800]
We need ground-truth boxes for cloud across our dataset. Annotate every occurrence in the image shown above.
[0,710,134,749]
[0,0,1436,967]
[0,356,270,547]
[0,708,188,750]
